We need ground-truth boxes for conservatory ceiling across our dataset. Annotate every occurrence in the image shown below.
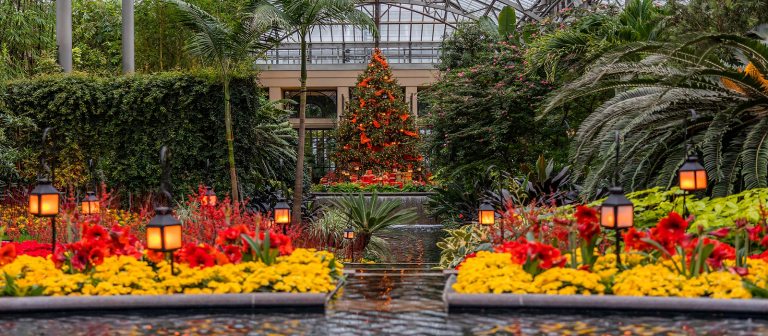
[259,0,625,65]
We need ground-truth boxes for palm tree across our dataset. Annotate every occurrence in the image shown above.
[526,0,668,80]
[163,0,274,202]
[331,193,417,259]
[252,0,375,225]
[543,25,768,197]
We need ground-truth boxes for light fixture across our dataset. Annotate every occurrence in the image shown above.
[28,127,60,255]
[344,226,355,262]
[29,179,60,217]
[478,202,495,226]
[80,191,100,215]
[146,146,182,274]
[274,198,291,234]
[203,186,217,206]
[678,155,707,191]
[600,187,634,229]
[601,131,634,267]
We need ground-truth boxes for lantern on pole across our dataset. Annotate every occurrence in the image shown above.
[478,202,495,226]
[145,146,183,275]
[600,131,634,267]
[344,226,355,262]
[28,128,60,255]
[677,110,707,217]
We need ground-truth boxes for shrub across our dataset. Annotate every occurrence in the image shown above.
[0,71,296,201]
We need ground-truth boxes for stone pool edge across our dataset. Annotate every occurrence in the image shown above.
[0,279,346,314]
[442,275,768,315]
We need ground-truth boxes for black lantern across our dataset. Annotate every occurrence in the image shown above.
[29,179,60,217]
[344,227,355,240]
[203,186,217,206]
[274,198,291,234]
[80,191,100,215]
[600,187,634,229]
[146,207,183,252]
[478,202,495,226]
[678,155,707,191]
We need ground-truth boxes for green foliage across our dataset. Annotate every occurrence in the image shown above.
[1,272,45,297]
[544,29,768,197]
[306,208,348,249]
[525,0,668,81]
[0,72,296,199]
[331,192,417,254]
[497,6,516,38]
[310,182,432,193]
[436,225,491,269]
[423,27,565,178]
[666,0,768,35]
[436,21,498,71]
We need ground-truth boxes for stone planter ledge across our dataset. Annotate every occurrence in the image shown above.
[443,275,768,315]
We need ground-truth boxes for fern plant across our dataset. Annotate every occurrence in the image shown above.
[544,25,768,197]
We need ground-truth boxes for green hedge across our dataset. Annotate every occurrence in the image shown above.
[1,71,296,199]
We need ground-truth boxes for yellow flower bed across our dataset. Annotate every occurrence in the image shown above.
[453,251,767,299]
[1,248,342,296]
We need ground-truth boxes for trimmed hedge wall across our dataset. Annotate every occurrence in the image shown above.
[1,71,296,200]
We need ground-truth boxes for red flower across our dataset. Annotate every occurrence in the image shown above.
[708,227,731,238]
[574,205,600,242]
[88,246,107,266]
[649,212,689,253]
[702,238,735,269]
[495,239,565,270]
[0,243,17,266]
[186,246,215,268]
[623,227,652,251]
[748,224,765,242]
[145,250,166,264]
[223,245,243,263]
[83,225,109,243]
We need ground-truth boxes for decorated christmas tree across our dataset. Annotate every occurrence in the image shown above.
[332,49,424,182]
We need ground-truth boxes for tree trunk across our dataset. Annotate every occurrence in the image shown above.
[292,33,308,225]
[224,77,240,202]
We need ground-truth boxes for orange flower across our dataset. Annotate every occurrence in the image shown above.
[0,243,16,266]
[373,120,381,128]
[399,114,409,121]
[402,130,418,137]
[360,132,371,145]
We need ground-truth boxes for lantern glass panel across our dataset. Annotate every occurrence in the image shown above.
[146,227,163,250]
[28,195,40,215]
[81,200,100,215]
[601,206,616,228]
[164,225,182,250]
[617,205,634,228]
[479,210,495,225]
[275,209,291,224]
[39,194,59,216]
[695,170,707,189]
[679,171,696,190]
[204,195,217,206]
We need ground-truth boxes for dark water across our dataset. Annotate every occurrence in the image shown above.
[2,226,768,335]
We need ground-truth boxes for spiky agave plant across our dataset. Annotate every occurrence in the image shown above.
[543,25,768,197]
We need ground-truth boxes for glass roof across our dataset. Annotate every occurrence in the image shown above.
[259,0,626,65]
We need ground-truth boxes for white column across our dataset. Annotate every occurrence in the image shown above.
[404,86,418,115]
[122,0,135,74]
[56,0,73,73]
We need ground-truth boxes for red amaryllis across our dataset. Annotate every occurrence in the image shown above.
[623,227,652,252]
[83,224,109,243]
[747,224,765,242]
[574,205,600,242]
[708,227,731,238]
[259,230,294,256]
[495,239,566,272]
[649,212,689,253]
[13,241,53,257]
[0,243,17,266]
[700,238,735,269]
[145,250,166,264]
[223,245,243,263]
